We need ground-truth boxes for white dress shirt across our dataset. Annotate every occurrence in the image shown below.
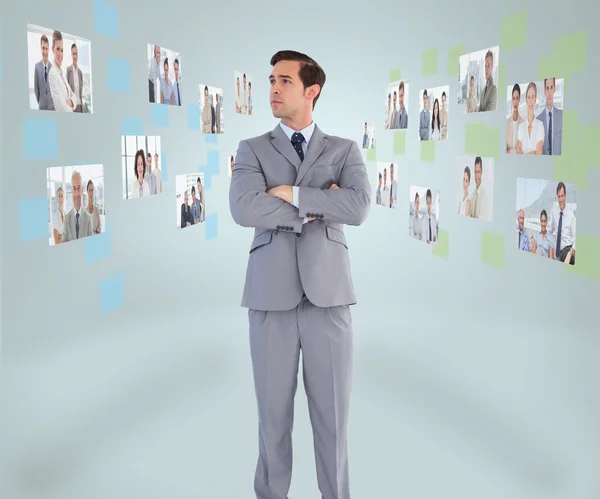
[548,203,576,251]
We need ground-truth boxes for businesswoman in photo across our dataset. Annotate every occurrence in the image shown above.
[506,84,524,154]
[516,82,544,155]
[458,166,471,216]
[52,186,65,244]
[431,97,441,140]
[132,149,150,198]
[531,209,555,259]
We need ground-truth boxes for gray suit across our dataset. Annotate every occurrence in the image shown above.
[62,207,93,243]
[537,106,563,155]
[230,124,371,499]
[479,76,497,112]
[419,109,430,140]
[34,60,55,110]
[66,65,84,112]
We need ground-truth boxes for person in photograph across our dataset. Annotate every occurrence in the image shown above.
[180,190,192,228]
[173,58,182,106]
[132,149,150,198]
[531,209,555,259]
[248,81,253,115]
[52,186,65,244]
[362,122,368,148]
[470,156,488,220]
[242,73,249,113]
[48,30,75,112]
[516,82,544,155]
[431,98,441,140]
[62,170,93,242]
[440,91,448,140]
[154,153,162,193]
[34,34,55,110]
[197,177,205,221]
[548,182,576,264]
[389,163,397,208]
[478,50,497,112]
[201,85,212,133]
[395,81,408,129]
[66,43,83,112]
[381,167,390,207]
[235,76,242,113]
[229,49,371,499]
[412,192,422,240]
[537,77,563,155]
[506,84,524,154]
[370,137,374,148]
[376,172,382,205]
[466,74,478,113]
[148,44,161,103]
[191,186,202,224]
[160,57,174,105]
[85,180,101,235]
[419,89,430,140]
[389,91,398,129]
[215,94,222,133]
[517,209,530,251]
[385,93,393,129]
[210,94,216,133]
[424,189,437,244]
[145,152,158,195]
[457,166,471,216]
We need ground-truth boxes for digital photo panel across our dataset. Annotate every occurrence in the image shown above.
[418,85,450,141]
[147,44,182,105]
[374,162,398,208]
[515,178,577,265]
[361,122,375,149]
[27,24,93,113]
[505,78,564,156]
[234,71,253,115]
[47,165,105,246]
[199,84,224,134]
[408,185,440,245]
[121,136,163,199]
[384,80,409,130]
[228,155,235,181]
[176,172,205,228]
[458,45,500,113]
[455,156,495,221]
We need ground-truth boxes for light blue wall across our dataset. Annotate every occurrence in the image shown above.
[1,1,599,498]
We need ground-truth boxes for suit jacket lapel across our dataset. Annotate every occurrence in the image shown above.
[270,125,301,170]
[296,125,327,185]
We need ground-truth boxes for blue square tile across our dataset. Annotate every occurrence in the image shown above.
[205,213,218,240]
[205,134,218,144]
[187,104,200,130]
[94,0,119,38]
[161,152,167,182]
[121,117,143,136]
[18,197,49,242]
[85,221,111,263]
[100,272,124,315]
[150,103,169,127]
[22,118,58,160]
[108,58,131,93]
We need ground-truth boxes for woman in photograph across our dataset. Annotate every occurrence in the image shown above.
[384,93,393,130]
[201,86,212,133]
[457,166,471,216]
[52,186,65,244]
[132,149,150,198]
[196,176,205,222]
[441,91,448,140]
[516,82,544,155]
[160,57,174,105]
[506,84,524,154]
[466,75,478,113]
[531,209,555,259]
[431,98,441,140]
[85,180,101,234]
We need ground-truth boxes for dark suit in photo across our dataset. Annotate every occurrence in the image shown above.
[34,60,55,110]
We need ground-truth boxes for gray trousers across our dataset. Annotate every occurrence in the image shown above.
[249,295,353,499]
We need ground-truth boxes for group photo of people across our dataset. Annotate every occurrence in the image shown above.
[47,165,105,246]
[516,178,577,265]
[384,80,409,130]
[147,44,182,106]
[418,85,449,141]
[176,173,206,229]
[199,84,224,134]
[27,24,93,113]
[455,156,495,221]
[505,78,564,156]
[458,46,499,113]
[408,186,440,245]
[121,136,163,199]
[361,122,375,149]
[234,71,253,115]
[374,162,398,208]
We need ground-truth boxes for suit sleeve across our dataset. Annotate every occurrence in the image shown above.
[489,85,498,111]
[296,141,371,226]
[34,66,41,103]
[180,204,185,228]
[229,140,304,233]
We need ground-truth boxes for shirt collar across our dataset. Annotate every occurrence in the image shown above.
[279,121,315,145]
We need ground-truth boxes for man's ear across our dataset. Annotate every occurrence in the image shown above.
[306,84,321,101]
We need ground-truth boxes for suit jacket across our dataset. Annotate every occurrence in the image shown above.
[395,107,408,129]
[419,110,430,140]
[229,124,371,311]
[48,64,74,112]
[66,65,83,109]
[181,204,193,228]
[34,60,55,110]
[62,207,93,242]
[479,76,497,112]
[537,107,563,155]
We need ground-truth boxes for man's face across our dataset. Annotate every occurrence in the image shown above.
[72,173,82,210]
[270,60,313,120]
[426,196,432,215]
[475,163,482,188]
[53,39,64,67]
[399,87,404,108]
[518,210,524,229]
[557,186,566,210]
[545,79,555,108]
[41,41,49,63]
[174,62,179,80]
[392,93,397,108]
[154,46,160,62]
[485,55,492,81]
[192,190,196,200]
[71,46,78,66]
[147,155,152,172]
[390,166,394,180]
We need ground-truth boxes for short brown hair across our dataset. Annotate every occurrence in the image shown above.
[270,50,326,109]
[52,30,62,47]
[40,34,49,46]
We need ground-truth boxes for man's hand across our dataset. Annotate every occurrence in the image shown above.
[329,183,339,190]
[266,185,293,204]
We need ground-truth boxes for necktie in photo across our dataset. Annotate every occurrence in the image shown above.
[548,111,553,155]
[556,211,563,256]
[177,83,181,106]
[429,217,432,242]
[75,212,80,239]
[291,132,305,161]
[44,66,47,82]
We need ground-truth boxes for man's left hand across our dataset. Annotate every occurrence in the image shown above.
[267,185,293,204]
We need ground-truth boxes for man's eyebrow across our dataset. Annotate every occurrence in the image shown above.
[269,74,294,80]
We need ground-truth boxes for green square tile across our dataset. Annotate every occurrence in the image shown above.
[366,147,376,162]
[464,123,500,159]
[420,140,435,162]
[447,44,466,77]
[432,229,449,259]
[393,131,406,155]
[481,230,504,269]
[565,234,600,281]
[422,47,438,76]
[389,67,401,83]
[498,63,506,98]
[539,30,588,91]
[501,11,527,50]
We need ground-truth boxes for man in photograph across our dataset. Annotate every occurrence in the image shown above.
[173,58,182,106]
[389,163,397,208]
[66,43,83,112]
[381,166,390,207]
[517,209,530,251]
[395,81,408,129]
[419,89,430,140]
[424,189,437,244]
[412,192,422,240]
[48,30,75,112]
[470,156,488,220]
[229,49,371,499]
[248,81,253,115]
[479,50,497,112]
[548,182,576,264]
[34,34,55,110]
[235,76,242,113]
[537,77,562,155]
[148,45,161,103]
[62,170,93,242]
[145,153,158,195]
[242,73,248,113]
[362,122,368,148]
[215,93,221,133]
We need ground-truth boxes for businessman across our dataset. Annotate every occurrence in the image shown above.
[537,77,562,155]
[33,34,55,110]
[66,43,84,112]
[62,170,93,242]
[478,49,497,112]
[229,50,371,499]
